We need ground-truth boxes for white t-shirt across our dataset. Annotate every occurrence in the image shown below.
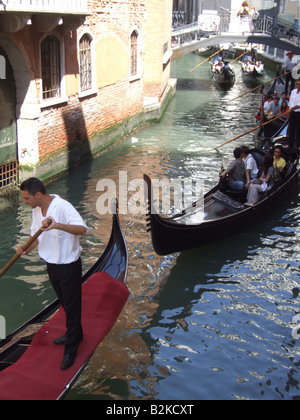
[245,154,259,179]
[284,56,297,72]
[289,89,300,113]
[30,194,88,265]
[264,100,272,114]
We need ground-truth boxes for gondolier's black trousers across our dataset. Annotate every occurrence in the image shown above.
[47,258,83,357]
[288,111,300,149]
[285,73,295,96]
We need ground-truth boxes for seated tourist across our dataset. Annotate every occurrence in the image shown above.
[264,96,273,115]
[220,147,246,191]
[280,100,290,119]
[246,154,274,205]
[241,146,259,188]
[279,92,289,107]
[267,96,281,118]
[273,146,286,181]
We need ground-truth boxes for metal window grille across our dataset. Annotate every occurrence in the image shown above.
[41,36,61,100]
[0,160,18,189]
[130,31,138,77]
[79,34,92,91]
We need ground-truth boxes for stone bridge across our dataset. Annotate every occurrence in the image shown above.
[171,15,300,60]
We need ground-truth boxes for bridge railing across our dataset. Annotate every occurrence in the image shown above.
[171,14,300,49]
[254,16,274,35]
[218,13,274,35]
[219,12,299,47]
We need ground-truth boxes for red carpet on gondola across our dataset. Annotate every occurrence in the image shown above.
[0,272,130,400]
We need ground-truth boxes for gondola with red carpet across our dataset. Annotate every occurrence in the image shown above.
[0,201,129,400]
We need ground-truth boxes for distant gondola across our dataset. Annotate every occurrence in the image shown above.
[241,51,264,77]
[211,55,235,87]
[0,204,129,400]
[145,125,299,256]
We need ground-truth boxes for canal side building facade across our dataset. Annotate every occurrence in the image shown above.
[0,0,174,189]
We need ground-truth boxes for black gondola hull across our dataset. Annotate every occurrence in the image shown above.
[145,161,299,256]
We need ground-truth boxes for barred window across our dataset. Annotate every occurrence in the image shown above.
[130,31,138,77]
[41,36,61,100]
[79,34,92,91]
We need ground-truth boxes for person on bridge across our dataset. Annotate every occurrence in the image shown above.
[288,80,300,149]
[249,6,259,34]
[237,1,250,35]
[284,52,297,96]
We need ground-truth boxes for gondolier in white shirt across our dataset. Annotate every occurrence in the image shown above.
[288,80,300,150]
[284,51,297,95]
[16,178,88,370]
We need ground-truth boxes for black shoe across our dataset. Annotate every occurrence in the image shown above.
[60,354,76,371]
[53,335,66,345]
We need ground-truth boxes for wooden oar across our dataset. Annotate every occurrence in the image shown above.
[0,219,51,279]
[189,48,223,73]
[229,72,290,102]
[212,110,290,151]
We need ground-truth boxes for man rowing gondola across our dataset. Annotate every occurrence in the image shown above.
[16,178,88,371]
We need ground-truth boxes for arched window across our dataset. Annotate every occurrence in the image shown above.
[41,36,61,100]
[130,30,138,77]
[79,34,92,92]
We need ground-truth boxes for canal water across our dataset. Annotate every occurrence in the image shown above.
[1,53,300,400]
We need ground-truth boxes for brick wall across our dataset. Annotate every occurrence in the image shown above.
[0,0,172,176]
[38,78,144,162]
[37,0,148,162]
